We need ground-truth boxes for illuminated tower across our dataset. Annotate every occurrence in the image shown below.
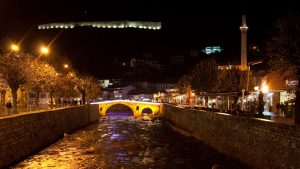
[240,15,248,69]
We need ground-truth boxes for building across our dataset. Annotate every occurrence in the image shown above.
[98,79,122,89]
[132,81,174,93]
[102,85,135,100]
[260,71,297,116]
[130,58,165,70]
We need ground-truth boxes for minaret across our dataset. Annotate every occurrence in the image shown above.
[240,15,248,69]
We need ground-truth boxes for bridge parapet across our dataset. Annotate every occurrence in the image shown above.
[92,100,162,117]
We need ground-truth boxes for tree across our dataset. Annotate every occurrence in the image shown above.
[186,58,218,107]
[86,77,101,102]
[177,75,194,105]
[190,58,218,93]
[34,63,61,108]
[266,11,300,123]
[64,72,79,97]
[26,61,55,108]
[0,53,33,113]
[75,75,101,104]
[216,68,254,92]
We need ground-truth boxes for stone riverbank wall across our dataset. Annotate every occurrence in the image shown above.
[162,104,300,169]
[0,105,99,168]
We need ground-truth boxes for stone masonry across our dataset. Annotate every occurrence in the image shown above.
[162,104,300,169]
[0,105,99,168]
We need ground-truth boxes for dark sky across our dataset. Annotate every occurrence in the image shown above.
[0,0,298,79]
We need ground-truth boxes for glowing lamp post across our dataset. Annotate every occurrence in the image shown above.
[40,46,49,55]
[242,89,245,111]
[261,83,269,94]
[34,46,49,62]
[11,44,19,52]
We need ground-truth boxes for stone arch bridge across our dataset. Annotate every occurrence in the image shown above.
[94,100,162,117]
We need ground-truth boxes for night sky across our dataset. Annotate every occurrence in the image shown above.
[0,0,298,79]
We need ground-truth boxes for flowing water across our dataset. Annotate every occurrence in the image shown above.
[12,112,248,169]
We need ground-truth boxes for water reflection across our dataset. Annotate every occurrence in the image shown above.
[106,111,134,119]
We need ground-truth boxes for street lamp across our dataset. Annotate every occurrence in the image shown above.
[34,46,50,62]
[246,60,262,91]
[242,89,245,111]
[64,64,69,68]
[10,44,19,52]
[261,83,269,93]
[40,46,49,55]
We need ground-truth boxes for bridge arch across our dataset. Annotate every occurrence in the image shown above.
[100,102,137,116]
[106,104,134,115]
[96,100,161,117]
[141,107,153,115]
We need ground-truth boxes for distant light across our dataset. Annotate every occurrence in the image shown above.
[254,86,259,91]
[11,44,19,52]
[202,46,223,55]
[38,21,162,30]
[64,64,69,68]
[41,47,49,54]
[92,100,161,105]
[261,83,269,93]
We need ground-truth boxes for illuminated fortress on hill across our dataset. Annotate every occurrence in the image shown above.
[38,21,162,30]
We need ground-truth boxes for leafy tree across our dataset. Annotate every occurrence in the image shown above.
[58,71,79,99]
[266,11,300,123]
[35,63,61,108]
[177,75,192,90]
[26,61,55,108]
[0,53,33,113]
[86,77,101,102]
[216,68,254,92]
[190,58,218,93]
[177,75,194,105]
[75,75,101,104]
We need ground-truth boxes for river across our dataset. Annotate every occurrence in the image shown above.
[12,112,248,169]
